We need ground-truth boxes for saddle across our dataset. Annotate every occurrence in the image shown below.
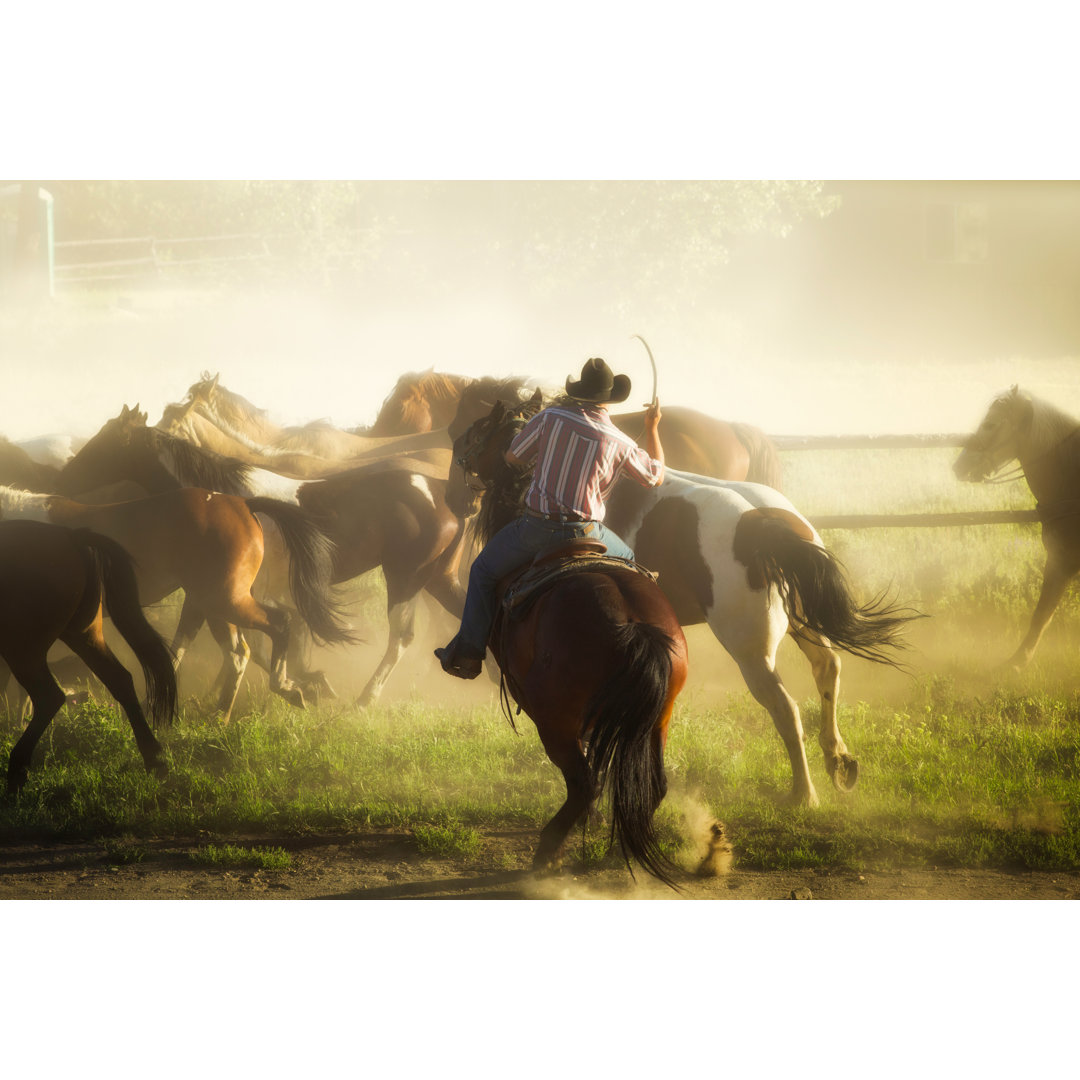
[499,537,657,620]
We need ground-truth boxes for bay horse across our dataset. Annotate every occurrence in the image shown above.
[370,369,783,488]
[451,393,920,807]
[0,484,352,722]
[0,519,177,792]
[60,406,468,707]
[954,385,1080,669]
[452,405,692,885]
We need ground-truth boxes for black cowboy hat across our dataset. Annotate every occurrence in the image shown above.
[565,357,631,404]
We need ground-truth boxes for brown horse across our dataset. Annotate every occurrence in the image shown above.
[0,484,352,722]
[452,404,695,884]
[954,385,1080,669]
[0,519,177,792]
[0,436,61,492]
[59,406,468,706]
[451,393,920,807]
[370,369,783,487]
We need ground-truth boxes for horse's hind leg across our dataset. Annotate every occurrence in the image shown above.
[61,627,166,779]
[206,620,251,724]
[791,629,856,793]
[226,597,304,709]
[5,658,66,793]
[533,737,594,872]
[737,655,818,808]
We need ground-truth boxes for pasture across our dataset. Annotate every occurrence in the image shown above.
[2,440,1079,898]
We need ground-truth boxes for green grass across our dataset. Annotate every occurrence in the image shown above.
[190,843,294,871]
[1,443,1078,878]
[3,673,1080,875]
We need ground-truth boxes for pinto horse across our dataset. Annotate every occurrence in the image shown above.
[453,406,692,884]
[451,393,920,807]
[61,405,468,707]
[0,519,177,792]
[371,369,783,488]
[954,385,1080,669]
[0,484,352,722]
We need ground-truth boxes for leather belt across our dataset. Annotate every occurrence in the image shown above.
[524,507,587,524]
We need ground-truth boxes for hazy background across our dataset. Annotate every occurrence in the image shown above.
[2,180,1077,444]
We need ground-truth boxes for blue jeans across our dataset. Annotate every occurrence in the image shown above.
[455,515,636,655]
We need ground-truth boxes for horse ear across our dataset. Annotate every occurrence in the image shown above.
[491,400,507,423]
[525,388,544,417]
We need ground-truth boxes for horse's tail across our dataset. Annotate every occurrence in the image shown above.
[245,497,356,647]
[77,529,178,729]
[585,621,680,888]
[731,422,783,491]
[737,511,922,665]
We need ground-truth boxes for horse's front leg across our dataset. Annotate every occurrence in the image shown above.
[1007,556,1075,670]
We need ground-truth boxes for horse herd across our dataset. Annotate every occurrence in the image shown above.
[0,372,1074,882]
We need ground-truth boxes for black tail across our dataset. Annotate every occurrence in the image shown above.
[731,422,783,490]
[79,530,178,728]
[750,517,922,665]
[245,497,356,646]
[585,621,679,888]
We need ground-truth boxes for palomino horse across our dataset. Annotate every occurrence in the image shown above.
[165,373,453,476]
[0,519,177,792]
[0,484,352,722]
[954,385,1080,669]
[451,393,920,807]
[452,406,692,884]
[371,369,783,488]
[60,406,468,707]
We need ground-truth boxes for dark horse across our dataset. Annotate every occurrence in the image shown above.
[451,402,694,885]
[369,369,783,488]
[0,484,352,722]
[954,385,1080,669]
[0,519,178,792]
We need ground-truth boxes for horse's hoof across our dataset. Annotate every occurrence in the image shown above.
[695,820,734,877]
[827,752,859,793]
[302,671,337,700]
[280,687,306,709]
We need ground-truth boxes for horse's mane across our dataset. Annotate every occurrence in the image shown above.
[148,427,253,495]
[1019,390,1080,458]
[194,373,272,429]
[475,460,532,546]
[0,484,52,515]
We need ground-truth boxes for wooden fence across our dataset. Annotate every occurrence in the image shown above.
[771,433,1039,531]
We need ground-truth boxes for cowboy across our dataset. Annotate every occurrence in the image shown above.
[435,357,665,679]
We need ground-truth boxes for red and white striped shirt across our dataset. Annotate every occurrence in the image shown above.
[508,404,663,521]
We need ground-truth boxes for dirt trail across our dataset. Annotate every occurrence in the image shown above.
[2,829,1077,900]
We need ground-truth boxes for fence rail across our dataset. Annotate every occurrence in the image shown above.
[771,433,968,450]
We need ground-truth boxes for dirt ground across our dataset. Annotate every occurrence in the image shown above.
[2,827,1078,900]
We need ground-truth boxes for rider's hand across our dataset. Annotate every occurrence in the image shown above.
[643,400,662,429]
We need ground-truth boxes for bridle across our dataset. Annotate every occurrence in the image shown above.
[454,412,528,494]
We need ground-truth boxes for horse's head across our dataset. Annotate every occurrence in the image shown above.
[186,372,220,407]
[446,389,542,520]
[954,385,1033,482]
[56,404,154,496]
